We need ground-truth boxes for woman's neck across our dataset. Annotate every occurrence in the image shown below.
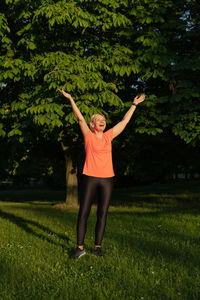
[94,129,103,139]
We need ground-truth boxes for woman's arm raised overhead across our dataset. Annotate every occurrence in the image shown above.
[112,94,146,139]
[58,89,89,138]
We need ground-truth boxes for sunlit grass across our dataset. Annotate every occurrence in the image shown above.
[0,183,200,300]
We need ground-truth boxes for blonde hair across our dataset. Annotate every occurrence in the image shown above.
[89,113,106,131]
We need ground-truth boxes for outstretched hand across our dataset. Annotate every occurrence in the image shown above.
[58,89,72,101]
[133,94,146,105]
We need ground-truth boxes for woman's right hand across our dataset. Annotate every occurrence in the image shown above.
[58,89,72,101]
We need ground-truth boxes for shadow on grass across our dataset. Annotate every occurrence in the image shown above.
[0,208,70,248]
[1,199,200,263]
[116,231,200,268]
[0,189,66,203]
[108,209,200,268]
[110,194,200,209]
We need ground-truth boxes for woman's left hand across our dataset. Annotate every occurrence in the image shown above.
[133,94,146,105]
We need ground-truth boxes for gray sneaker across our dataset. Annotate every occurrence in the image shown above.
[73,247,86,259]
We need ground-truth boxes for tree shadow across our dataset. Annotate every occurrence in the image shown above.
[0,208,70,249]
[9,204,78,228]
[110,195,200,209]
[114,231,200,268]
[107,209,200,268]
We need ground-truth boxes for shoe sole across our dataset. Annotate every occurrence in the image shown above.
[73,251,86,259]
[78,251,86,258]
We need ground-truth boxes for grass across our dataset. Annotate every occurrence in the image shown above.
[0,182,200,300]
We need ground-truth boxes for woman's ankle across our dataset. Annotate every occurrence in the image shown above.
[78,245,84,250]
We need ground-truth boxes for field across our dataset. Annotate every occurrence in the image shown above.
[0,182,200,300]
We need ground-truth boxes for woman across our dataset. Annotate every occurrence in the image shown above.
[58,89,145,258]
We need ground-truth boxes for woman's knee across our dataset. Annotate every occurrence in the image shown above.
[97,209,108,220]
[78,209,90,222]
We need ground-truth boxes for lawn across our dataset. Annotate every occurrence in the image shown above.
[0,182,200,300]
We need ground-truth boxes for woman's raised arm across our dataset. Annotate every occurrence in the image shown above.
[58,89,89,138]
[112,94,146,139]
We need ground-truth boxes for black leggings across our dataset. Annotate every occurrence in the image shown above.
[77,175,113,246]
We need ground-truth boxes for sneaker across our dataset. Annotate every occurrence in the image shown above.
[93,247,103,257]
[73,247,86,259]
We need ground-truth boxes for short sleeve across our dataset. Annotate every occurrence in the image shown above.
[84,129,92,142]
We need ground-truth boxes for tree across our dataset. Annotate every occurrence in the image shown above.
[0,0,131,204]
[129,0,200,145]
[1,0,200,204]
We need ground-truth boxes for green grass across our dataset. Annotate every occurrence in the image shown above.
[0,183,200,300]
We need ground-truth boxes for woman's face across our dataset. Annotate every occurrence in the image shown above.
[92,114,106,132]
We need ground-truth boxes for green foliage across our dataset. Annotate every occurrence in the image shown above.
[1,0,199,142]
[0,0,200,182]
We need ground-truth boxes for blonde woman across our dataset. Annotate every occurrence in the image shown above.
[58,89,145,258]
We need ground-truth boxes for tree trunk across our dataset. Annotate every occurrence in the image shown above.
[60,135,79,207]
[65,155,78,206]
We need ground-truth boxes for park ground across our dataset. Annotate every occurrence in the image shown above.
[0,181,200,300]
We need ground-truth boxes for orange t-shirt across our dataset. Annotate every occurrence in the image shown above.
[82,128,115,178]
